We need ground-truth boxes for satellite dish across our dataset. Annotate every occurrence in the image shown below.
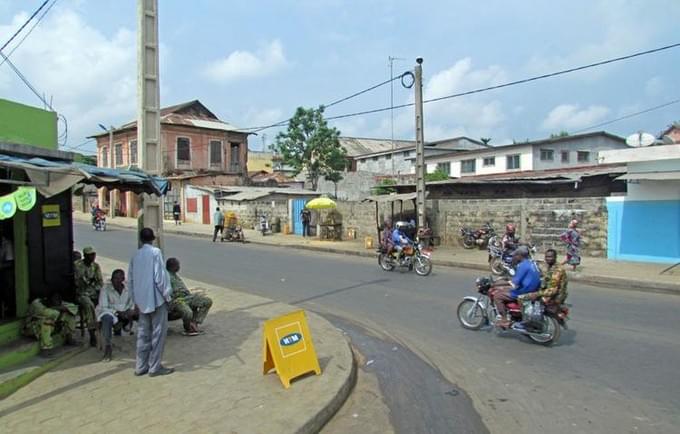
[626,132,655,147]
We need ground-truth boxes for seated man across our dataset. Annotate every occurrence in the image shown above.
[493,246,541,328]
[380,220,394,251]
[166,258,213,336]
[520,249,568,306]
[96,269,138,362]
[23,294,77,357]
[74,246,103,347]
[391,222,412,261]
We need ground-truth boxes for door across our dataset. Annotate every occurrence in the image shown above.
[202,195,211,225]
[292,199,307,235]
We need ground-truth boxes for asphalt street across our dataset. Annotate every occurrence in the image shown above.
[76,223,680,434]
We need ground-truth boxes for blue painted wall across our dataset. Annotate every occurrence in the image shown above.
[607,199,680,263]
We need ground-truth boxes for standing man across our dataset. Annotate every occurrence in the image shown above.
[172,201,181,225]
[97,269,137,362]
[74,246,103,347]
[301,207,311,237]
[128,228,173,377]
[212,207,224,242]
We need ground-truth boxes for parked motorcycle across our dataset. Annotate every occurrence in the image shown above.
[459,222,495,249]
[487,237,536,277]
[378,241,433,276]
[456,276,569,346]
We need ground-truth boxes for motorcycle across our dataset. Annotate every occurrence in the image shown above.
[378,240,433,276]
[456,276,569,346]
[222,225,245,243]
[460,222,495,249]
[487,237,536,277]
[259,214,271,236]
[93,213,106,232]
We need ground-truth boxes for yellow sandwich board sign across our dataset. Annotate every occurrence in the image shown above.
[263,310,321,388]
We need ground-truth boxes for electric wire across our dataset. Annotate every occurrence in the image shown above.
[571,98,680,134]
[0,0,58,68]
[0,0,49,52]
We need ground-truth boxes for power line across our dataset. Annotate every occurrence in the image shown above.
[0,0,49,52]
[0,0,58,68]
[572,98,680,134]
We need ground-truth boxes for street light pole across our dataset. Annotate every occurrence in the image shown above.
[137,0,163,250]
[414,58,426,230]
[108,127,115,219]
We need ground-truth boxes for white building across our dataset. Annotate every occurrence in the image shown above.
[599,143,680,263]
[426,132,628,177]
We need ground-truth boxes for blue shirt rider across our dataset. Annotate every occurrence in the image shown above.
[391,222,412,258]
[493,245,541,327]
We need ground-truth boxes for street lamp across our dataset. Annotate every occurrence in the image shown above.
[98,124,116,219]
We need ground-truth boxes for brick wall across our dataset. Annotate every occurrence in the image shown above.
[334,197,608,256]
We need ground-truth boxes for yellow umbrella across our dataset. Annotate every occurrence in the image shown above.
[305,197,336,210]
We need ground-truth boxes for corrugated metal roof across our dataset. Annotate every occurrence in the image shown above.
[339,137,415,157]
[362,192,427,203]
[616,171,680,181]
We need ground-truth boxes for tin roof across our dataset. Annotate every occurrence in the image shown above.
[339,137,415,157]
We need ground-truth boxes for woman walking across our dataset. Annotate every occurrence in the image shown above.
[560,219,581,270]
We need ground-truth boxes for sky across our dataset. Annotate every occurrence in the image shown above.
[1,0,679,154]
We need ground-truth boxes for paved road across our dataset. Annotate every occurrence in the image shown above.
[76,224,680,434]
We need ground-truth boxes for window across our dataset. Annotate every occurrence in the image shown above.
[210,140,222,166]
[461,159,476,174]
[114,143,123,166]
[506,154,521,170]
[186,197,197,213]
[561,151,569,163]
[482,156,495,167]
[372,156,379,162]
[230,142,241,171]
[577,151,590,163]
[540,149,554,161]
[436,162,451,175]
[177,137,191,164]
[403,151,410,157]
[385,154,392,160]
[129,140,138,165]
[101,147,108,167]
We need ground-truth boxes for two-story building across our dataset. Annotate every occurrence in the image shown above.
[90,100,249,217]
[425,131,628,177]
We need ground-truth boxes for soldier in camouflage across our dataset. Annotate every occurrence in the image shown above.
[165,257,213,336]
[23,294,77,357]
[74,246,103,346]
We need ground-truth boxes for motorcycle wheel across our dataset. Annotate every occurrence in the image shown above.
[414,256,432,276]
[456,299,486,330]
[462,236,475,249]
[490,258,504,275]
[378,253,395,271]
[527,316,561,346]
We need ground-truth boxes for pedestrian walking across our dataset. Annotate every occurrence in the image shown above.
[212,207,224,242]
[560,219,581,270]
[172,201,181,225]
[301,207,311,237]
[128,228,173,377]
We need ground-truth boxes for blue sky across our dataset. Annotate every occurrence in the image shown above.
[1,0,679,154]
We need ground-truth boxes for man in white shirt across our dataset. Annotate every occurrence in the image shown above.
[96,269,137,362]
[128,228,173,377]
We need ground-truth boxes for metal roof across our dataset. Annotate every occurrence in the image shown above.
[362,191,428,203]
[616,171,680,181]
[339,137,415,157]
[193,185,319,202]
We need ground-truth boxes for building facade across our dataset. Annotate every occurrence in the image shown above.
[91,100,249,217]
[426,132,628,177]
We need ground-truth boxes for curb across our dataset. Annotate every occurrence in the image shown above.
[78,217,680,296]
[298,342,358,434]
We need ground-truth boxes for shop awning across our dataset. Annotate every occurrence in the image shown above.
[0,154,168,198]
[362,192,428,203]
[616,171,680,181]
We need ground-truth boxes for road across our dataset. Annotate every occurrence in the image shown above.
[76,223,680,434]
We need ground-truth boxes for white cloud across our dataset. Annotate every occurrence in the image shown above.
[541,104,610,131]
[203,40,287,83]
[0,8,137,150]
[644,76,664,97]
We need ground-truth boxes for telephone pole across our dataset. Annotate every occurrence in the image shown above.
[137,0,163,250]
[414,58,426,230]
[388,56,404,176]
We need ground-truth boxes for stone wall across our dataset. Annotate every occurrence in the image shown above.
[334,197,608,256]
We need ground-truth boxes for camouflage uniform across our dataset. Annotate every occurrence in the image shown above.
[168,272,212,331]
[73,259,103,330]
[521,262,568,304]
[23,298,77,350]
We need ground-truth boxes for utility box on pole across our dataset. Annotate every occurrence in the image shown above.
[137,0,163,250]
[414,58,426,230]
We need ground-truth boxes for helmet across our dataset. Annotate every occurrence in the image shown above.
[505,223,516,233]
[395,221,408,230]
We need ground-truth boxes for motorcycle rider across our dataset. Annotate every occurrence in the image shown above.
[501,223,519,255]
[520,248,568,305]
[391,221,412,263]
[492,245,541,328]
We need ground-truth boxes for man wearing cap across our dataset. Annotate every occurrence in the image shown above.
[493,246,541,328]
[128,228,173,377]
[74,246,103,347]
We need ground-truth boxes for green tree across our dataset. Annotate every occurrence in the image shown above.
[374,178,397,195]
[425,169,449,182]
[550,131,569,139]
[273,106,346,191]
[324,171,344,199]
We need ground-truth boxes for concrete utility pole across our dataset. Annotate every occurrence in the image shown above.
[137,0,163,250]
[388,56,404,176]
[414,58,426,230]
[108,127,115,219]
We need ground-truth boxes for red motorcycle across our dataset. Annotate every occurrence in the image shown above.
[460,223,495,249]
[456,276,569,346]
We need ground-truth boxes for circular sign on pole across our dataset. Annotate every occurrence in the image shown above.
[0,194,17,220]
[14,186,37,211]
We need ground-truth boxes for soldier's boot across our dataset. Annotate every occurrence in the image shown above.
[89,330,97,347]
[102,345,112,362]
